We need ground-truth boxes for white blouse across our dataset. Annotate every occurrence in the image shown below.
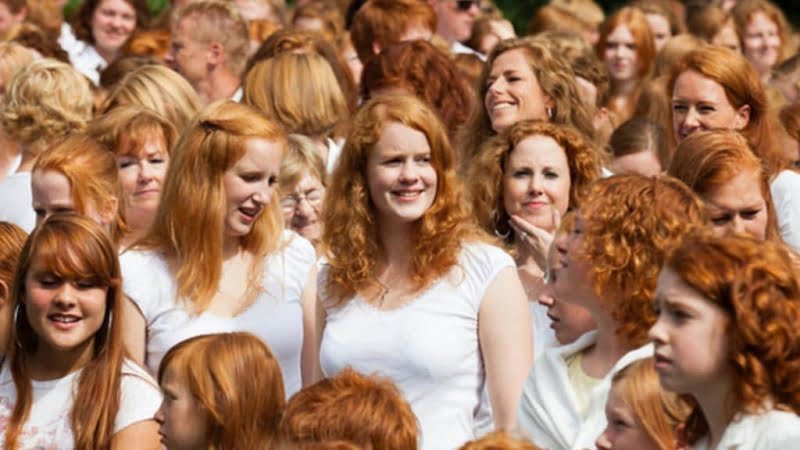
[692,409,800,450]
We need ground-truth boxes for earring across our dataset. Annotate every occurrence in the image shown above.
[13,304,24,349]
[546,106,553,119]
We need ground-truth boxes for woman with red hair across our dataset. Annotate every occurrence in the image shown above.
[650,233,800,448]
[318,94,532,450]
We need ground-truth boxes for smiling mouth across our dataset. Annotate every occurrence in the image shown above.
[239,206,261,220]
[392,190,424,199]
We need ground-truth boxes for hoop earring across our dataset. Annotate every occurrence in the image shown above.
[13,304,23,349]
[494,217,511,240]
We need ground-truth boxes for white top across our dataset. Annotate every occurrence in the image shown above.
[325,137,345,174]
[770,169,800,252]
[0,171,34,232]
[452,41,486,61]
[692,409,800,450]
[3,153,21,179]
[531,301,557,361]
[0,359,161,449]
[319,241,515,450]
[67,40,107,85]
[58,23,79,56]
[517,331,654,450]
[120,230,315,396]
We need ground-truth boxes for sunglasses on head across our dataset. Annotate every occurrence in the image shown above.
[455,0,479,11]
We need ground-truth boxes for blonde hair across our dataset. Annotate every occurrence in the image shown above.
[0,42,37,94]
[103,64,202,131]
[244,52,348,140]
[2,58,92,153]
[279,134,326,190]
[138,100,286,313]
[173,0,250,75]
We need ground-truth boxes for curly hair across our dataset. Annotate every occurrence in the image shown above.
[468,120,604,249]
[2,58,93,153]
[665,233,800,443]
[464,36,596,161]
[459,431,541,450]
[580,175,706,347]
[322,95,483,304]
[361,40,474,143]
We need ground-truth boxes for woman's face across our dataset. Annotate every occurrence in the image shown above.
[551,213,597,310]
[671,69,750,142]
[645,13,671,51]
[116,133,169,229]
[485,48,552,133]
[31,170,108,228]
[90,0,137,57]
[712,22,741,53]
[366,122,437,228]
[649,266,732,395]
[503,134,571,233]
[156,364,209,450]
[742,11,781,76]
[703,169,769,241]
[280,171,325,244]
[604,25,640,84]
[596,383,661,450]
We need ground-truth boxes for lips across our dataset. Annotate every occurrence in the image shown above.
[238,205,261,221]
[48,313,81,330]
[392,189,424,201]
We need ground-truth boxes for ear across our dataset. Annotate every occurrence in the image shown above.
[733,104,751,131]
[206,41,224,66]
[371,41,381,56]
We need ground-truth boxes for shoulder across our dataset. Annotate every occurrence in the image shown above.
[116,360,161,433]
[459,240,515,269]
[275,230,316,267]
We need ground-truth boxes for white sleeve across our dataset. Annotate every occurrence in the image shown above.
[281,232,316,300]
[771,170,800,252]
[460,242,516,311]
[119,251,170,323]
[114,361,162,432]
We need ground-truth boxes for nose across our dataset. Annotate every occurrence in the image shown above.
[487,76,507,95]
[164,48,175,64]
[295,196,314,217]
[730,215,747,236]
[595,428,612,450]
[139,163,155,183]
[529,173,544,194]
[253,183,273,205]
[54,284,78,307]
[537,292,555,308]
[398,161,418,182]
[681,107,701,130]
[648,315,666,344]
[154,401,165,424]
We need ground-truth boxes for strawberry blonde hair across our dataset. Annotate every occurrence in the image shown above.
[322,95,484,304]
[4,214,127,450]
[158,332,285,450]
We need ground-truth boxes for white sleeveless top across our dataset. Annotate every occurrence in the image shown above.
[119,230,315,397]
[319,241,515,450]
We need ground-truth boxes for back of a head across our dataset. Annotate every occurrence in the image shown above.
[280,367,419,450]
[609,117,669,166]
[349,0,436,64]
[652,34,703,78]
[459,431,541,450]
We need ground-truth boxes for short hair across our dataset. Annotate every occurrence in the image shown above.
[665,233,800,443]
[244,52,348,140]
[33,134,127,243]
[459,431,541,450]
[548,0,604,28]
[349,0,436,64]
[173,0,250,75]
[323,95,482,304]
[361,39,473,141]
[279,134,326,191]
[608,117,670,168]
[579,175,705,347]
[279,368,418,449]
[527,5,595,38]
[292,1,344,43]
[610,358,691,449]
[140,101,286,312]
[731,0,794,67]
[469,120,604,249]
[667,129,780,241]
[88,105,178,159]
[596,6,656,80]
[2,58,93,153]
[159,333,285,449]
[71,0,149,46]
[103,64,202,130]
[686,4,734,42]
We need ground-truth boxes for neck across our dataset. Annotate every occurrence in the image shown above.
[27,340,95,381]
[199,68,240,104]
[120,219,150,251]
[694,372,735,449]
[583,306,632,376]
[222,235,241,260]
[515,244,545,276]
[377,218,414,276]
[612,78,638,96]
[94,45,118,65]
[16,149,38,173]
[0,137,20,177]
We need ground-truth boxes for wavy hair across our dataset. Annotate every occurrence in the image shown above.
[2,58,92,153]
[4,214,126,450]
[665,233,800,443]
[158,332,284,449]
[667,130,779,241]
[33,135,127,244]
[464,37,596,161]
[580,175,706,347]
[468,120,604,249]
[137,100,285,313]
[322,95,483,304]
[280,367,418,449]
[459,431,541,450]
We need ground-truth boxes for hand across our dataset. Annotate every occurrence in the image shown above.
[509,209,561,270]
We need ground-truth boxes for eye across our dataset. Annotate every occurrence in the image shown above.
[672,104,688,112]
[75,278,101,290]
[384,157,403,166]
[34,208,45,218]
[240,172,262,182]
[512,168,532,179]
[710,215,731,226]
[118,158,136,169]
[36,273,61,287]
[268,176,278,187]
[149,157,166,165]
[544,170,559,179]
[741,209,762,219]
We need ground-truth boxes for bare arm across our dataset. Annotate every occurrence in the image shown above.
[111,420,160,450]
[300,264,320,386]
[478,266,533,430]
[121,297,147,367]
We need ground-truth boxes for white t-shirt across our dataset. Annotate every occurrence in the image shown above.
[770,169,800,252]
[0,359,161,449]
[119,230,315,397]
[692,409,800,450]
[67,40,107,86]
[0,172,34,232]
[320,241,515,450]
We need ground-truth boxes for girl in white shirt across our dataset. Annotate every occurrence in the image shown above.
[120,101,317,397]
[650,233,800,450]
[318,95,532,450]
[0,214,160,449]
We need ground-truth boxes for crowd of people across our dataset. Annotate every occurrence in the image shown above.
[0,0,799,448]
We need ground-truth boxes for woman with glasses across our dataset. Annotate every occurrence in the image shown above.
[280,134,326,253]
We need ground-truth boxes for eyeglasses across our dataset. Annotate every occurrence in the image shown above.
[455,0,479,12]
[280,189,324,212]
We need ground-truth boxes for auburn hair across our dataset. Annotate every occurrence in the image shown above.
[4,214,126,450]
[459,431,541,450]
[280,367,418,449]
[137,100,286,313]
[0,221,25,288]
[580,175,706,347]
[349,0,436,64]
[159,332,285,449]
[322,95,484,304]
[665,233,800,443]
[33,134,127,245]
[731,0,794,68]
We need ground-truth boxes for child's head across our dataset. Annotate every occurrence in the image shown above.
[156,332,285,450]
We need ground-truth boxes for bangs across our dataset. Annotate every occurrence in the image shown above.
[118,123,168,158]
[28,227,116,286]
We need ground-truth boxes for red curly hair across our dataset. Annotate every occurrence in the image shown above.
[459,431,541,450]
[580,175,706,347]
[322,95,483,304]
[664,233,800,443]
